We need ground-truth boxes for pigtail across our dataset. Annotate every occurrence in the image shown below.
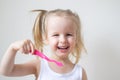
[74,13,86,64]
[32,10,47,52]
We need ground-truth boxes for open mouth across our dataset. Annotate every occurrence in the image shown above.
[57,46,69,49]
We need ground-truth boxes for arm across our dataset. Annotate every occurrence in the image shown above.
[82,68,88,80]
[0,40,36,76]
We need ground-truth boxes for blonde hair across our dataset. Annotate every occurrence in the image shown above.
[32,9,85,64]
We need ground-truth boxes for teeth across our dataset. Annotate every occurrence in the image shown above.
[58,47,68,49]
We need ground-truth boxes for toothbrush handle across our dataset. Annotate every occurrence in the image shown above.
[34,50,63,66]
[34,50,48,59]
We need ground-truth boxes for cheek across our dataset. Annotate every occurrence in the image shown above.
[71,41,76,47]
[69,40,76,53]
[48,38,58,47]
[69,37,76,44]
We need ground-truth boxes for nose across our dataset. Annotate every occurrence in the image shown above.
[59,35,67,44]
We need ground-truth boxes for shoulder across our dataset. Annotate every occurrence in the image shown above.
[23,58,41,78]
[31,58,41,78]
[81,67,87,80]
[75,64,87,80]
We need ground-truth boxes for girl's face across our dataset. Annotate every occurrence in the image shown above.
[46,16,77,59]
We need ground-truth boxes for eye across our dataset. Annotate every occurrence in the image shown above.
[53,34,59,36]
[66,33,73,36]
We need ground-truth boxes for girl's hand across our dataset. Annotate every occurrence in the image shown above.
[0,39,36,76]
[10,39,35,54]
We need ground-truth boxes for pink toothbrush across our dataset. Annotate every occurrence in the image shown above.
[34,49,63,67]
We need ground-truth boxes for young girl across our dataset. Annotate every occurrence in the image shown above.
[0,9,87,80]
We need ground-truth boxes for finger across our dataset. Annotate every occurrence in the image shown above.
[23,45,28,54]
[22,40,30,54]
[26,44,31,53]
[26,40,34,53]
[26,40,31,52]
[29,41,35,54]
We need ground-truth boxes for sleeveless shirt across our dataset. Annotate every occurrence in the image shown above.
[38,59,82,80]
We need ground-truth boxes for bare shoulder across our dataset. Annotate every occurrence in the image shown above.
[25,58,41,77]
[33,58,41,78]
[21,58,41,79]
[82,67,88,80]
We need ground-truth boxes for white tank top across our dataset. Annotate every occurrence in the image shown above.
[38,59,82,80]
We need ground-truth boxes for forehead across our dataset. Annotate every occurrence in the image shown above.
[46,16,77,32]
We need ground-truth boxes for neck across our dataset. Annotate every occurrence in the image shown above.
[50,55,72,65]
[48,55,75,74]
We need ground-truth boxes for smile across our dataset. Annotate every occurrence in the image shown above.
[57,46,69,49]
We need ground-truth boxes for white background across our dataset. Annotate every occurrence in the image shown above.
[0,0,120,80]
